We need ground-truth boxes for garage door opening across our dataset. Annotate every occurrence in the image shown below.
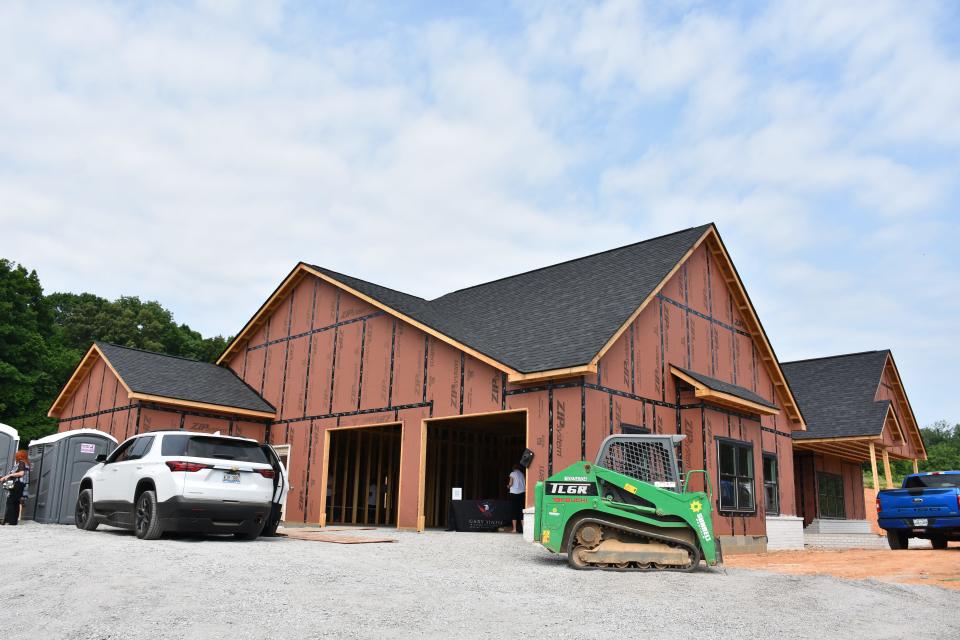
[325,424,401,527]
[423,410,527,529]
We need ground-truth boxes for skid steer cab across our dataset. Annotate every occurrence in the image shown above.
[533,434,721,572]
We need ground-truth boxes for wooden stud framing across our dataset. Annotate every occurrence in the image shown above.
[318,420,404,529]
[869,442,880,493]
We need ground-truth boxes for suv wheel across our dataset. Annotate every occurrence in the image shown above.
[886,530,909,550]
[930,535,948,550]
[75,489,99,531]
[134,490,163,540]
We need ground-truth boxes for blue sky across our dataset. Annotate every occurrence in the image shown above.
[1,1,959,427]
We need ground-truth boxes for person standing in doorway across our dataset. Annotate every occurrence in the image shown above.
[507,464,525,534]
[1,451,30,526]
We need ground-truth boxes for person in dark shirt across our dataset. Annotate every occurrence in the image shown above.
[1,450,30,526]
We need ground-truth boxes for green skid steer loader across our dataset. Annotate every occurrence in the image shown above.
[533,434,722,571]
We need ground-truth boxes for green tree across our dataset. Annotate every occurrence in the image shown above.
[1,261,232,444]
[864,420,960,487]
[0,260,65,443]
[46,293,229,361]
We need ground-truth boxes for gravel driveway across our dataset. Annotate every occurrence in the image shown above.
[3,522,957,640]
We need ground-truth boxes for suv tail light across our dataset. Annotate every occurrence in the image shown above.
[258,469,276,479]
[876,497,881,514]
[166,461,210,472]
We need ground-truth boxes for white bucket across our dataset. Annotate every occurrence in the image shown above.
[522,507,535,543]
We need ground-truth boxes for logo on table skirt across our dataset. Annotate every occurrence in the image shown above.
[690,499,703,513]
[477,502,492,515]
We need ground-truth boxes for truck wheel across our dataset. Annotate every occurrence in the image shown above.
[134,490,163,540]
[75,489,99,531]
[930,535,948,550]
[886,530,908,550]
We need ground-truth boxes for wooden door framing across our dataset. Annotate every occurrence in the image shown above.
[318,420,404,528]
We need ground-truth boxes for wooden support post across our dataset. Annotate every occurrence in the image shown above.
[882,448,893,489]
[362,430,372,525]
[374,431,383,525]
[351,431,362,524]
[869,442,880,491]
[340,433,350,524]
[912,458,919,474]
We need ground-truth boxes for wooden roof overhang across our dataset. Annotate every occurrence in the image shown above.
[670,366,779,416]
[879,353,927,459]
[793,405,922,463]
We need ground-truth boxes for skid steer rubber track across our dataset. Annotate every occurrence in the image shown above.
[566,516,702,572]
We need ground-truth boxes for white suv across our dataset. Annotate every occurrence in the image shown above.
[75,431,285,540]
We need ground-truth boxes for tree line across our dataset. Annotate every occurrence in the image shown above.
[0,258,229,444]
[863,420,960,487]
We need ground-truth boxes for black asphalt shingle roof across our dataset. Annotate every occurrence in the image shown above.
[673,366,779,410]
[311,224,711,373]
[781,350,891,440]
[97,342,275,414]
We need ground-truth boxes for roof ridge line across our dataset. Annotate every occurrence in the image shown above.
[96,340,220,367]
[433,223,714,299]
[306,265,427,302]
[781,349,890,366]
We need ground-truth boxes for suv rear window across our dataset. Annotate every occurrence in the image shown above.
[904,474,960,489]
[161,434,268,464]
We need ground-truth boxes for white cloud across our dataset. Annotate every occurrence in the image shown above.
[0,0,958,426]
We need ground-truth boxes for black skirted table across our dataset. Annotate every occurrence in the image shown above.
[447,499,515,531]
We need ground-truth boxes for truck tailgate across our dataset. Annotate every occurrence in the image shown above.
[879,488,959,518]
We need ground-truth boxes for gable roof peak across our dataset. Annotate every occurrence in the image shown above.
[437,222,715,299]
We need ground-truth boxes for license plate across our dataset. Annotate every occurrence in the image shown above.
[222,472,240,484]
[913,518,928,527]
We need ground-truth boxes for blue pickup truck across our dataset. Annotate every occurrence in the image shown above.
[877,471,960,549]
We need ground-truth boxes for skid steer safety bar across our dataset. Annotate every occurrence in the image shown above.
[682,470,714,501]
